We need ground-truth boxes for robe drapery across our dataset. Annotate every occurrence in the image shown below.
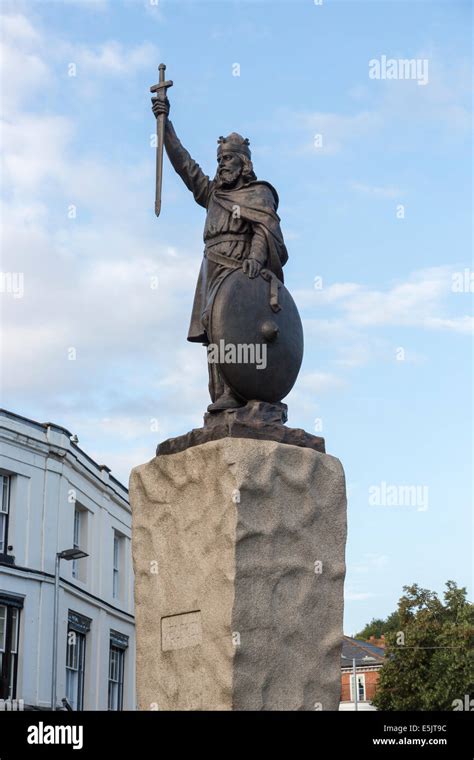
[164,120,288,343]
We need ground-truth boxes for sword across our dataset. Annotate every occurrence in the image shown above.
[150,63,173,217]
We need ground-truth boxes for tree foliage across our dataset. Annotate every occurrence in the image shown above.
[356,611,400,640]
[371,581,473,711]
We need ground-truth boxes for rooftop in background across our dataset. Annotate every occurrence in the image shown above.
[0,408,128,500]
[341,636,385,668]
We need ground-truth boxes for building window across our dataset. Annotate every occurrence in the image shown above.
[108,630,128,711]
[108,646,124,710]
[0,475,11,555]
[65,611,91,710]
[72,506,87,581]
[72,507,81,579]
[350,673,366,702]
[113,531,124,599]
[0,598,22,700]
[65,629,85,710]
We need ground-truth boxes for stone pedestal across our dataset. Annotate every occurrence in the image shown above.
[130,413,347,711]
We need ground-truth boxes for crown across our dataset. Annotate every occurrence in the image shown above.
[217,133,251,159]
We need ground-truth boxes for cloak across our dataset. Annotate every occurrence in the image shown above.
[188,180,289,343]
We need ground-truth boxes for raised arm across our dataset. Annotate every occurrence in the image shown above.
[152,97,211,209]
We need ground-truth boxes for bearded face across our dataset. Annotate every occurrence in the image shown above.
[215,151,243,188]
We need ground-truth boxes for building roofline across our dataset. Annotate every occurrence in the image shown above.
[342,635,385,661]
[0,408,129,496]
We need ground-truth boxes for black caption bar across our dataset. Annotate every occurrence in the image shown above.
[0,710,472,757]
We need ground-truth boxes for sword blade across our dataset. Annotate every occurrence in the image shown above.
[155,111,165,217]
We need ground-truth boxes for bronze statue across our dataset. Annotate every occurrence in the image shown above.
[151,65,303,413]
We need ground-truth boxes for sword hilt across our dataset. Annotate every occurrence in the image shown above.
[150,63,173,101]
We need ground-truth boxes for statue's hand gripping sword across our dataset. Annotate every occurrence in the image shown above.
[150,63,173,217]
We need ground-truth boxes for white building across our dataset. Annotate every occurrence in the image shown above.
[0,409,135,710]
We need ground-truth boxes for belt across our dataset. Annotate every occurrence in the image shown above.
[205,246,282,313]
[205,233,252,248]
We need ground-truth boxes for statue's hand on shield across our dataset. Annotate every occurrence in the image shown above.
[243,257,262,279]
[151,96,170,119]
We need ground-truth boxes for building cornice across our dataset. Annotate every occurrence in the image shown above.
[0,561,134,621]
[0,417,130,511]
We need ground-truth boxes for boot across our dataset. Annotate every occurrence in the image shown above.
[207,384,245,412]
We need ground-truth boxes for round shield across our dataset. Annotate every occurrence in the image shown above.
[209,269,304,402]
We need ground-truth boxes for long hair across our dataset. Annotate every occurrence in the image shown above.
[239,154,257,183]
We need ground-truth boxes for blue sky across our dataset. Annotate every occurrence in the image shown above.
[1,0,472,634]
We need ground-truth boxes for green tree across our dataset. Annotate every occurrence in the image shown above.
[355,618,387,640]
[372,581,474,711]
[355,611,401,640]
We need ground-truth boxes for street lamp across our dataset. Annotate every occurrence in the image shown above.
[51,548,89,711]
[353,657,358,711]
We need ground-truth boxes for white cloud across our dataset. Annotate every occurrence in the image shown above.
[295,110,382,156]
[343,270,471,332]
[350,182,401,199]
[76,415,157,442]
[295,283,361,309]
[2,114,73,191]
[423,316,473,334]
[0,12,158,117]
[1,13,39,42]
[0,7,204,431]
[64,0,108,7]
[284,369,346,423]
[296,371,346,394]
[68,40,158,76]
[298,267,473,334]
[317,283,363,304]
[332,342,372,369]
[289,52,470,157]
[351,554,389,575]
[0,18,51,112]
[294,267,472,378]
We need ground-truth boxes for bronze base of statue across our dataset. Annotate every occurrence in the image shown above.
[156,400,325,457]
